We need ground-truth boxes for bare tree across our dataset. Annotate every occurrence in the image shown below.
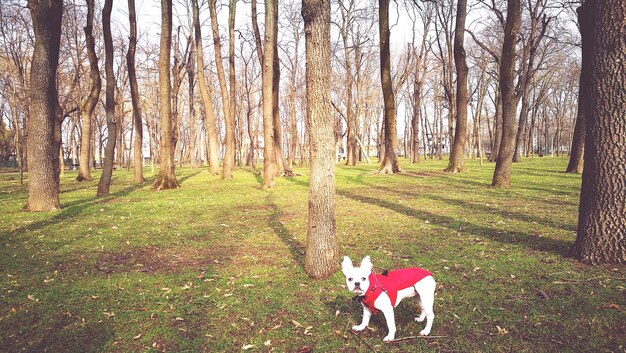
[127,0,144,183]
[261,0,277,188]
[302,0,337,279]
[25,0,63,210]
[492,0,521,188]
[192,0,220,175]
[570,0,625,264]
[153,0,179,190]
[378,0,401,174]
[445,0,469,172]
[96,0,118,196]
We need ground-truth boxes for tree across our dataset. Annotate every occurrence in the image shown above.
[76,0,100,182]
[208,0,234,178]
[491,0,521,188]
[566,6,589,174]
[192,0,220,175]
[570,0,625,264]
[127,0,144,183]
[445,0,468,173]
[96,0,117,196]
[302,0,337,279]
[226,0,237,176]
[153,0,179,190]
[261,0,277,188]
[25,0,63,211]
[378,0,401,174]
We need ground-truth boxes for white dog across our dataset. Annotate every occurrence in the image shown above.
[341,255,436,341]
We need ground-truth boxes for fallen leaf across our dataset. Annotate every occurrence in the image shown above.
[133,333,142,340]
[496,325,509,335]
[304,326,313,335]
[242,344,254,350]
[291,320,303,328]
[263,340,271,346]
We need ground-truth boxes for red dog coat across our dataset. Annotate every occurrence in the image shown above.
[360,268,432,314]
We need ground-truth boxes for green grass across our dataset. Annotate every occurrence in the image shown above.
[1,157,624,352]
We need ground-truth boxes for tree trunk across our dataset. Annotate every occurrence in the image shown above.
[570,0,625,264]
[192,0,220,175]
[76,0,99,182]
[153,0,179,190]
[272,11,288,175]
[302,0,337,279]
[489,90,502,162]
[186,31,198,169]
[223,0,237,178]
[262,0,277,188]
[445,0,469,173]
[567,6,591,174]
[25,0,63,211]
[491,0,521,188]
[96,0,118,196]
[127,0,144,183]
[378,0,400,174]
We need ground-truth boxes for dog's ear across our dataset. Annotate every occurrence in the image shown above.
[360,256,372,271]
[341,256,354,275]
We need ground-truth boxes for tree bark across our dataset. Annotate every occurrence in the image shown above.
[302,0,337,279]
[25,0,63,211]
[445,0,469,173]
[192,0,220,175]
[186,31,198,169]
[262,0,277,188]
[378,0,401,174]
[566,6,591,174]
[153,0,179,190]
[96,0,118,196]
[491,0,520,188]
[570,0,625,264]
[272,3,288,175]
[224,0,237,178]
[76,0,99,182]
[127,0,144,183]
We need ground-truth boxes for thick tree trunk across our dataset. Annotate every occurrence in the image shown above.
[127,0,144,183]
[570,0,625,264]
[77,0,99,182]
[192,0,220,175]
[302,0,337,279]
[567,6,591,174]
[96,0,118,196]
[492,0,521,188]
[26,0,63,211]
[153,0,179,190]
[262,0,276,188]
[445,0,469,173]
[378,0,401,174]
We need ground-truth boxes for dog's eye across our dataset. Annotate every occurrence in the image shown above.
[361,277,366,281]
[348,278,353,282]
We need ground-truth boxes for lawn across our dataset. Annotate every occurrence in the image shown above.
[0,157,624,352]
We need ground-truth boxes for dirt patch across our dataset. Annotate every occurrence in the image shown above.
[403,170,447,178]
[95,245,236,274]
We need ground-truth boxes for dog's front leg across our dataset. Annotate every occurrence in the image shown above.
[374,295,396,341]
[352,304,372,331]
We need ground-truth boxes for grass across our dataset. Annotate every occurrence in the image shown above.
[0,156,624,353]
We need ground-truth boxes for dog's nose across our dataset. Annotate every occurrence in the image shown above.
[354,282,360,287]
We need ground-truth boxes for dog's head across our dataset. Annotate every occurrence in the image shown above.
[341,256,373,295]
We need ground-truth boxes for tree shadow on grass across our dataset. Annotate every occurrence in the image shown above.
[337,189,572,257]
[265,193,305,268]
[8,181,151,245]
[176,170,201,185]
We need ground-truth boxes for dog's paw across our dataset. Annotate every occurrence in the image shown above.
[383,334,395,342]
[419,328,431,336]
[352,325,366,331]
[415,315,426,323]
